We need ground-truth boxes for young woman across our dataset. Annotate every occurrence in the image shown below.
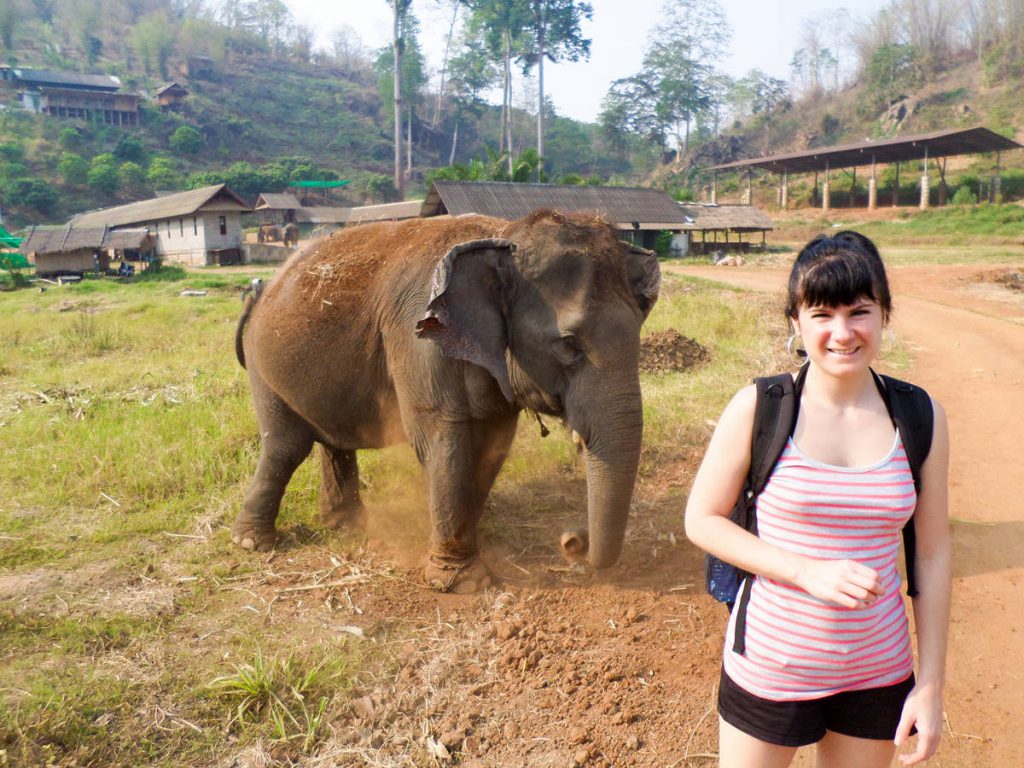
[685,232,951,767]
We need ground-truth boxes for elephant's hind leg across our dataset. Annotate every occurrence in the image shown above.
[233,393,315,552]
[317,445,366,530]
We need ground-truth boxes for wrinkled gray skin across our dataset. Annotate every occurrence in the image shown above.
[233,209,660,593]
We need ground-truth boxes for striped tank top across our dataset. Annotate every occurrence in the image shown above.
[723,431,916,701]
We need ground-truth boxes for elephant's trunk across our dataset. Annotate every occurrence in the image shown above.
[560,394,643,569]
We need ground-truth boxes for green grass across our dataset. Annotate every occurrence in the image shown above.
[0,253,969,765]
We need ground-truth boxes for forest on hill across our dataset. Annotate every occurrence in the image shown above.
[0,0,1023,228]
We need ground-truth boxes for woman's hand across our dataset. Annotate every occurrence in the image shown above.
[793,558,884,608]
[894,682,943,765]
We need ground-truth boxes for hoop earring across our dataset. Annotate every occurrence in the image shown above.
[786,334,808,365]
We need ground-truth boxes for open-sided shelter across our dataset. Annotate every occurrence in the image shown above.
[708,126,1022,210]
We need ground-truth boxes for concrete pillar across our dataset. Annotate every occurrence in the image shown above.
[822,179,831,211]
[868,176,877,210]
[780,177,788,209]
[993,174,1002,204]
[919,173,930,209]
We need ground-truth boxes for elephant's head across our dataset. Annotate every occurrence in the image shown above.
[415,209,660,569]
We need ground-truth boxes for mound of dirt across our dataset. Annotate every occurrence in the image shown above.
[640,329,710,374]
[994,270,1024,291]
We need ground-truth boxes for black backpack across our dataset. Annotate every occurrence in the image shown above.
[704,363,935,654]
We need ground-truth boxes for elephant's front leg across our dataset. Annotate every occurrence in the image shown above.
[317,445,366,530]
[421,415,516,593]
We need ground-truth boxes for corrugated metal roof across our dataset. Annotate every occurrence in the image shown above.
[708,126,1022,175]
[422,181,687,226]
[293,206,351,224]
[70,185,250,228]
[254,193,302,210]
[13,68,122,91]
[678,204,774,231]
[346,200,424,223]
[21,226,152,254]
[155,82,188,96]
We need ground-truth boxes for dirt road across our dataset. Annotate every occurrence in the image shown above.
[671,262,1024,766]
[242,263,1024,767]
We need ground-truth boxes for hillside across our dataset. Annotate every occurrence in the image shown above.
[2,0,1024,231]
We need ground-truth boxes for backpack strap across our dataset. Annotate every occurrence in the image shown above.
[872,371,934,598]
[732,363,808,654]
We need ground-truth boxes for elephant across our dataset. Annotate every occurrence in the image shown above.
[232,209,660,593]
[258,223,282,243]
[282,222,300,247]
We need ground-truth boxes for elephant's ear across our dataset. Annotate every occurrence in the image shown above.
[415,238,517,402]
[625,244,661,320]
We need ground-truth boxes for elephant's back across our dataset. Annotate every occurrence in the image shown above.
[263,215,504,307]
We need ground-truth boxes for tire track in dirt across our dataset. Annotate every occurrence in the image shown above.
[671,263,1024,766]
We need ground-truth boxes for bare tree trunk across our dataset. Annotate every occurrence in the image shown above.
[392,3,404,200]
[505,31,513,176]
[449,120,459,166]
[536,7,546,182]
[433,3,459,128]
[406,105,412,176]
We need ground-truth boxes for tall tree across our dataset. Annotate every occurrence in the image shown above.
[517,0,592,180]
[446,32,499,164]
[375,16,426,196]
[600,0,729,158]
[387,0,413,199]
[465,0,529,173]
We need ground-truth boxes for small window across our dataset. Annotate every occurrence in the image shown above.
[180,218,184,236]
[218,215,227,236]
[167,220,171,238]
[193,216,197,235]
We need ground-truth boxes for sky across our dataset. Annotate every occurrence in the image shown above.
[286,0,889,124]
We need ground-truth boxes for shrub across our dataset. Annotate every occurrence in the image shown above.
[3,176,59,215]
[58,152,89,186]
[58,127,82,150]
[169,125,202,156]
[951,186,977,206]
[146,156,182,190]
[88,154,119,195]
[114,134,147,164]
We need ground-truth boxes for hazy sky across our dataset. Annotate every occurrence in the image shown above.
[286,0,889,123]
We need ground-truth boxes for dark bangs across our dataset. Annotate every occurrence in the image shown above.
[786,232,892,321]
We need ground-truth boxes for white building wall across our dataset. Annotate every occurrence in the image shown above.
[148,210,243,266]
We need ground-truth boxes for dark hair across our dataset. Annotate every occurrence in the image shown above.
[786,231,892,322]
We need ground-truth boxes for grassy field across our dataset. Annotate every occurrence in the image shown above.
[0,262,792,766]
[0,222,1014,765]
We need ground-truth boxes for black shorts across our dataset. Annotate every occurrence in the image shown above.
[718,668,915,748]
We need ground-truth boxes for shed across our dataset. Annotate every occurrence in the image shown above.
[20,226,152,276]
[254,192,303,224]
[677,204,775,255]
[155,82,189,108]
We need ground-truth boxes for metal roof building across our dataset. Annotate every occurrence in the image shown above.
[707,126,1023,210]
[69,185,250,266]
[421,181,688,230]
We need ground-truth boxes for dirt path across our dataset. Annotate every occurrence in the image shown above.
[670,262,1024,766]
[223,263,1024,767]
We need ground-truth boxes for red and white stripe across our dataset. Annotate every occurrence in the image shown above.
[723,433,916,701]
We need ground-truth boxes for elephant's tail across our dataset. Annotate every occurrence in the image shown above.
[235,278,265,369]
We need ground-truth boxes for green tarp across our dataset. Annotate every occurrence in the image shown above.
[286,180,350,188]
[0,225,23,248]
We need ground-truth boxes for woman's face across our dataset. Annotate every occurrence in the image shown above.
[792,295,884,376]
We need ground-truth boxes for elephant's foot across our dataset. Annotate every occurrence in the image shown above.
[424,554,494,594]
[230,517,278,552]
[318,502,367,531]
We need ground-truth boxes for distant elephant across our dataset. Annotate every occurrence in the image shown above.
[282,222,299,247]
[259,224,282,243]
[233,209,660,593]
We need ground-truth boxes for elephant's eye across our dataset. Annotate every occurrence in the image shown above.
[551,335,584,366]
